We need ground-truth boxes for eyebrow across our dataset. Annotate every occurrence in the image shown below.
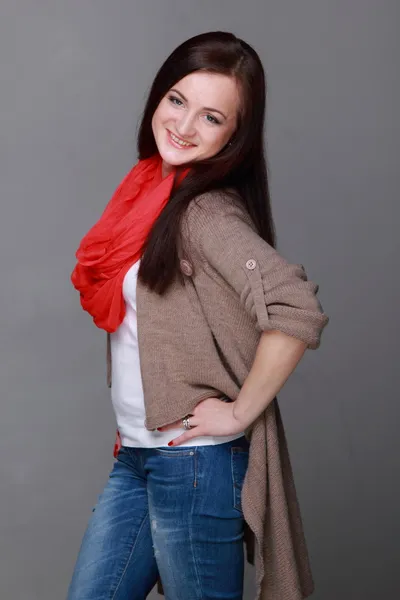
[170,88,228,120]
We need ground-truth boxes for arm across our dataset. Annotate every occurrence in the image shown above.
[160,192,328,444]
[233,329,307,429]
[183,191,329,349]
[161,329,307,445]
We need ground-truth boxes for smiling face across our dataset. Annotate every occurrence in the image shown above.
[151,71,240,177]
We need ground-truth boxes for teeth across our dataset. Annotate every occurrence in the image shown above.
[170,132,193,147]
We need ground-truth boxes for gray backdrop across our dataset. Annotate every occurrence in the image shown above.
[1,1,398,599]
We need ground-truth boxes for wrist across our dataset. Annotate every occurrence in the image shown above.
[232,399,252,430]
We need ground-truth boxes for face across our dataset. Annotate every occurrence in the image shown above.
[151,71,240,177]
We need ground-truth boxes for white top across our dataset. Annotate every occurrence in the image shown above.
[110,259,244,447]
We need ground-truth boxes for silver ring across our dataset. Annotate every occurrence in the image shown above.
[182,415,192,430]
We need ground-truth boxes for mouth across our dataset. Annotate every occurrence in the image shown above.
[166,129,196,150]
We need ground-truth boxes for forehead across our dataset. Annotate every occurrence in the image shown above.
[171,71,240,117]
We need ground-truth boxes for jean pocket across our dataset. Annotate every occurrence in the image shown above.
[154,447,196,457]
[231,445,249,513]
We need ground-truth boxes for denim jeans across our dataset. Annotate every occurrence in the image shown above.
[67,435,250,600]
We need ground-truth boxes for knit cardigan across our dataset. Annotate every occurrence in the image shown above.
[106,189,329,599]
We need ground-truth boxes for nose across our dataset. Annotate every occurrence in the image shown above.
[175,112,196,139]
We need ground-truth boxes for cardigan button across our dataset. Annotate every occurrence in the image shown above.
[180,259,193,276]
[245,259,257,270]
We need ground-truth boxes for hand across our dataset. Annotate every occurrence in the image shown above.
[156,397,245,446]
[113,430,121,458]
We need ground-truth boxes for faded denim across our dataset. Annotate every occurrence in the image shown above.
[67,436,250,600]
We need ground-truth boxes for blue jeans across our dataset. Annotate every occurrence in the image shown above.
[67,436,250,600]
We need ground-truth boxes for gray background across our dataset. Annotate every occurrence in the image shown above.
[1,1,398,598]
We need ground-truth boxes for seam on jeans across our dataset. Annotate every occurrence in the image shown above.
[193,448,197,488]
[189,451,203,600]
[111,510,150,600]
[230,448,236,510]
[231,447,248,513]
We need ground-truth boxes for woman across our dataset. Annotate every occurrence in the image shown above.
[69,31,329,600]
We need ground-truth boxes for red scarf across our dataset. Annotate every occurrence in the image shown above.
[71,154,188,332]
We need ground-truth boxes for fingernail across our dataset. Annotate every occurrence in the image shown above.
[168,441,173,446]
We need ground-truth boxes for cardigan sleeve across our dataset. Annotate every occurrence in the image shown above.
[184,191,329,349]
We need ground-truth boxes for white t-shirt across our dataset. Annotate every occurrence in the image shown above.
[110,259,245,447]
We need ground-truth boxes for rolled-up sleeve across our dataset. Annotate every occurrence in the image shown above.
[185,192,329,349]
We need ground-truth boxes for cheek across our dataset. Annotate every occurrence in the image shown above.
[203,128,230,152]
[153,101,175,127]
[151,111,159,137]
[152,106,165,134]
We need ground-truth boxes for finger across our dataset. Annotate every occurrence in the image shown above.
[168,428,203,447]
[157,416,199,432]
[113,430,121,458]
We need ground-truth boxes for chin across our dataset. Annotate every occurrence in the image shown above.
[158,146,197,167]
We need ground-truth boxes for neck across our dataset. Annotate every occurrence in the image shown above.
[161,160,175,180]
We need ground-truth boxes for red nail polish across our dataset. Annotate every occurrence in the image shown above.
[168,441,173,446]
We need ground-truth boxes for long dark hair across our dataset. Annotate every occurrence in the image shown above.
[138,31,276,293]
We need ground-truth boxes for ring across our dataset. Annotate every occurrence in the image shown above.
[182,415,193,430]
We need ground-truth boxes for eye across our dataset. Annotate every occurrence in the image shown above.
[205,114,221,125]
[168,95,183,106]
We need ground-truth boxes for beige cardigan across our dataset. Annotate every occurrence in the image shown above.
[106,190,329,599]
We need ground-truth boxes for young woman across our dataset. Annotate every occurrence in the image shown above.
[69,31,329,600]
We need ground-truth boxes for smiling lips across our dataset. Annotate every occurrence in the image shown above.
[167,129,196,149]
